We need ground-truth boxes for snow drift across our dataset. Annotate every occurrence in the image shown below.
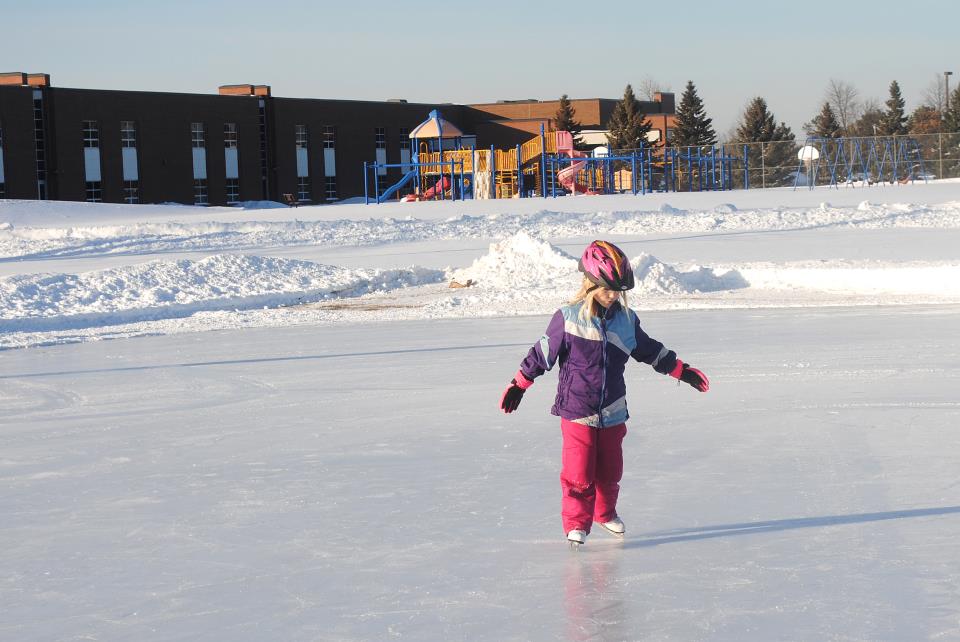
[449,232,747,296]
[0,254,444,333]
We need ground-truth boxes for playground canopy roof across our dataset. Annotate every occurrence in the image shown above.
[409,109,463,139]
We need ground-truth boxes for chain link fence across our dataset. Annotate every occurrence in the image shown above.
[609,132,960,192]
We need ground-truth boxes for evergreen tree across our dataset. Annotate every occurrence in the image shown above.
[553,94,583,146]
[944,86,960,133]
[735,97,776,142]
[878,80,907,135]
[806,102,842,138]
[605,84,653,152]
[733,97,797,186]
[672,80,716,149]
[773,121,795,142]
[848,105,885,137]
[943,87,960,178]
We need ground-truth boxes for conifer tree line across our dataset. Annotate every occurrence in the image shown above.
[551,74,960,155]
[802,77,960,138]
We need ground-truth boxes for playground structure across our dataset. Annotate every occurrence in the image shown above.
[364,111,749,203]
[793,136,930,189]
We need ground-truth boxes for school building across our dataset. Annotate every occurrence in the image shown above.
[0,72,676,206]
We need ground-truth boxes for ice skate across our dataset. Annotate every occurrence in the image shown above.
[598,517,625,537]
[567,529,587,550]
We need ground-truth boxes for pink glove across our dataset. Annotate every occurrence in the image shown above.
[670,360,709,392]
[500,370,534,413]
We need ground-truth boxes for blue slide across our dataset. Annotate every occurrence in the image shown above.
[377,169,418,203]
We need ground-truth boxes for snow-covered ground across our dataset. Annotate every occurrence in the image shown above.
[3,180,960,350]
[3,182,960,640]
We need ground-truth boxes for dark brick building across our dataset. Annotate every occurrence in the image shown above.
[0,73,675,206]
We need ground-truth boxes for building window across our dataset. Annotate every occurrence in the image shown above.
[191,123,208,203]
[323,125,336,149]
[225,178,240,204]
[258,98,269,199]
[375,127,386,149]
[33,91,47,199]
[224,123,238,149]
[324,176,337,200]
[121,121,137,147]
[120,121,140,203]
[295,124,308,149]
[0,124,5,198]
[82,121,102,202]
[193,179,208,205]
[191,122,206,148]
[123,180,140,204]
[85,181,102,202]
[297,176,310,202]
[82,120,99,148]
[295,124,310,196]
[399,127,410,150]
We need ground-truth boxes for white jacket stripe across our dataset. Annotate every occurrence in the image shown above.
[564,319,632,356]
[568,395,628,427]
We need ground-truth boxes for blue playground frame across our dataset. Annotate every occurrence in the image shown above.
[793,136,929,189]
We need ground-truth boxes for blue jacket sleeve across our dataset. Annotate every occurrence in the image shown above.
[631,316,679,375]
[518,310,566,381]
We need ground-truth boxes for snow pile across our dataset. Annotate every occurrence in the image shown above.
[632,255,749,294]
[0,254,444,332]
[448,231,578,290]
[450,232,747,298]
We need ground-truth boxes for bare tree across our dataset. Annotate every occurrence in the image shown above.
[922,74,947,113]
[637,76,671,101]
[824,79,861,134]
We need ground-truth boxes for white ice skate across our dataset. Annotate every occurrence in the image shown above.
[598,517,625,537]
[567,529,587,550]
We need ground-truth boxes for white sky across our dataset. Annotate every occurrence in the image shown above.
[2,0,958,136]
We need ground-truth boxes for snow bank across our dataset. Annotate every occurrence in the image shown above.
[449,232,747,297]
[448,232,578,290]
[4,184,960,349]
[0,254,444,332]
[3,199,960,261]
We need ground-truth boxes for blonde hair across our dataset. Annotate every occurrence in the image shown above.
[569,276,630,322]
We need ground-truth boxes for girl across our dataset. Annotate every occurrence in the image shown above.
[499,240,709,546]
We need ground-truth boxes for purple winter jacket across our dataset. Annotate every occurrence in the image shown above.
[518,300,679,428]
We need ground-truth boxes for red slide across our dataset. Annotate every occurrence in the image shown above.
[558,160,597,195]
[555,131,598,195]
[402,176,451,202]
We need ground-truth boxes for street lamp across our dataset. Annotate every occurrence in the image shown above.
[946,71,954,112]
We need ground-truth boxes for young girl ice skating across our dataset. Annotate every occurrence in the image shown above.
[499,241,709,546]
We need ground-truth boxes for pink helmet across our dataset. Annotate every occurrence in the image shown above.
[578,240,635,291]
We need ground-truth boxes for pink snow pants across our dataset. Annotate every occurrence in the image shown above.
[560,419,627,534]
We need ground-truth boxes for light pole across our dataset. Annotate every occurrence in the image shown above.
[946,71,954,112]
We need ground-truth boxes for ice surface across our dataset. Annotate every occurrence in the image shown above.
[3,308,960,640]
